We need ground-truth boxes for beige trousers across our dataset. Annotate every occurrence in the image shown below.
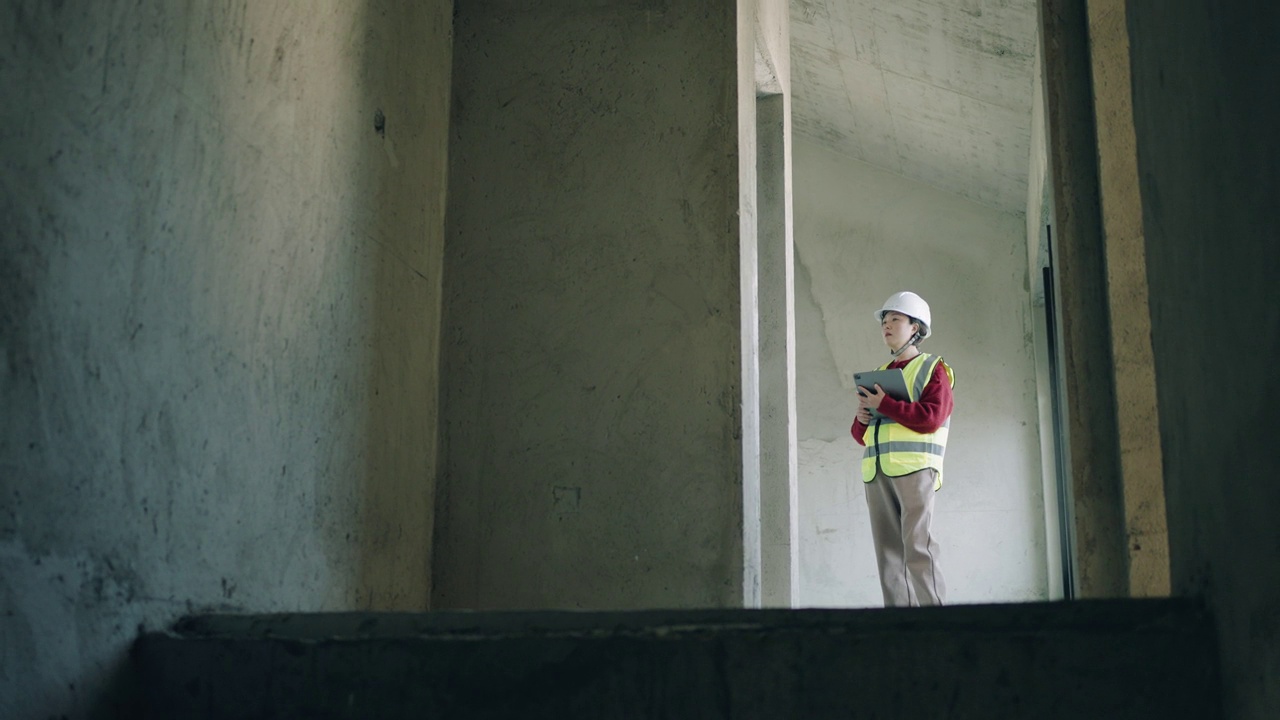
[864,467,946,607]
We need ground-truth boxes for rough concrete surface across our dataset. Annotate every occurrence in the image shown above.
[1023,36,1067,600]
[1127,1,1280,717]
[736,0,764,610]
[1039,0,1128,599]
[134,601,1222,719]
[755,92,798,608]
[751,0,799,610]
[1086,0,1169,598]
[434,2,747,611]
[792,139,1048,607]
[790,0,1042,214]
[0,1,452,717]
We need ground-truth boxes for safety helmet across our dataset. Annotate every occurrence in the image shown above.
[874,291,932,339]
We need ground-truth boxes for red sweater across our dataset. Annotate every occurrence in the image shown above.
[851,356,954,446]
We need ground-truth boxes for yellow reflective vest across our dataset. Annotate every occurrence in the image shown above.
[860,353,954,490]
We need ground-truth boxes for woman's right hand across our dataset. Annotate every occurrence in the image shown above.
[856,407,873,425]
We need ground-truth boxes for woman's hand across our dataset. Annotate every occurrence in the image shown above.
[855,406,873,424]
[858,383,888,411]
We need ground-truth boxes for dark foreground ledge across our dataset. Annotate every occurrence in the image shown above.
[135,599,1222,720]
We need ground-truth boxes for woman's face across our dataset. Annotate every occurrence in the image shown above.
[881,311,919,351]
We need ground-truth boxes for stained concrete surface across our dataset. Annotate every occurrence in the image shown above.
[0,1,451,717]
[792,139,1048,607]
[135,600,1222,719]
[1086,0,1168,597]
[1039,0,1128,598]
[755,91,799,608]
[1023,35,1067,600]
[1126,1,1280,717]
[433,2,750,610]
[790,0,1042,214]
[752,0,800,609]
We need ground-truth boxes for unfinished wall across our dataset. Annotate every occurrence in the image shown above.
[1127,1,1280,717]
[435,1,746,610]
[793,140,1048,607]
[0,1,452,716]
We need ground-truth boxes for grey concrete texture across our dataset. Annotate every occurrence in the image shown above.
[751,1,798,610]
[755,93,798,608]
[434,3,747,610]
[1085,0,1169,597]
[1,1,451,717]
[790,0,1042,214]
[1024,42,1068,600]
[1039,0,1129,598]
[1126,1,1280,718]
[135,600,1222,719]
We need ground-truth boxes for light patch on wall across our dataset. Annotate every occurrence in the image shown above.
[553,486,581,515]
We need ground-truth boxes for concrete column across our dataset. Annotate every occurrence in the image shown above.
[436,2,747,610]
[1038,0,1128,598]
[1127,1,1280,716]
[1025,39,1067,600]
[756,94,798,607]
[749,0,796,611]
[737,0,764,611]
[1085,0,1169,598]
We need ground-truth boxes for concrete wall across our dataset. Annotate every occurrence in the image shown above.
[0,1,452,716]
[434,1,747,610]
[793,140,1048,607]
[1126,1,1280,717]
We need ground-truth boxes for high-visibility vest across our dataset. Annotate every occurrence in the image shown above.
[860,353,954,490]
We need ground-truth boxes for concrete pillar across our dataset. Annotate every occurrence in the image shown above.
[748,0,796,610]
[1025,38,1067,600]
[1038,0,1129,598]
[1085,0,1169,598]
[737,0,764,611]
[436,2,749,610]
[0,1,452,716]
[1127,1,1280,716]
[755,93,798,607]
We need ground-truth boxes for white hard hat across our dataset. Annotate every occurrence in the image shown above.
[875,291,932,339]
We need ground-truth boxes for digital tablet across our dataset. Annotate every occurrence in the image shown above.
[853,368,910,419]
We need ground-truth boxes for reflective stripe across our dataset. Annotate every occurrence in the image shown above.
[910,356,936,399]
[877,417,951,430]
[865,441,946,458]
[861,354,954,488]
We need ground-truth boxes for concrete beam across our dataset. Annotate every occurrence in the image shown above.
[135,601,1222,719]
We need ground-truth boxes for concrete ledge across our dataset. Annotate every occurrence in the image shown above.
[135,600,1222,719]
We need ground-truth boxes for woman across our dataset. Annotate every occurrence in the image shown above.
[852,291,955,607]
